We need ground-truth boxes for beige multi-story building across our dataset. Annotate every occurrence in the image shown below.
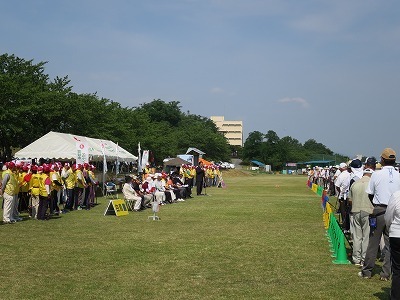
[210,116,243,147]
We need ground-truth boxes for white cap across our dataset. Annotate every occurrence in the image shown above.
[363,168,374,174]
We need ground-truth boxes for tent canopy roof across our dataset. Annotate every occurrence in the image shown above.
[163,157,191,167]
[186,147,205,155]
[15,131,137,162]
[251,160,265,167]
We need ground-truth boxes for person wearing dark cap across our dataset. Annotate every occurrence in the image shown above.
[349,159,363,187]
[359,148,400,280]
[349,168,374,266]
[365,156,377,170]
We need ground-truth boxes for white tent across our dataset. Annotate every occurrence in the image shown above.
[15,131,137,162]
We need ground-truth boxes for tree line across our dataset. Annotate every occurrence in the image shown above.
[1,53,347,169]
[241,130,349,170]
[0,54,231,164]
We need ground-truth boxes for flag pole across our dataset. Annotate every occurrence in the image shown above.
[116,142,119,176]
[101,141,107,195]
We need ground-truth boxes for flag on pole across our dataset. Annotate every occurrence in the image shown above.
[100,141,107,173]
[138,142,142,174]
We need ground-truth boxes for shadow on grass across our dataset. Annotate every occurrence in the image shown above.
[373,286,390,299]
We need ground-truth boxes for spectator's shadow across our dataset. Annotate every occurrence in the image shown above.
[374,286,390,299]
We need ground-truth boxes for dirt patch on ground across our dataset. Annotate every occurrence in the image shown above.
[220,169,252,177]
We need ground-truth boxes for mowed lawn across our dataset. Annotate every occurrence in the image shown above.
[0,173,390,299]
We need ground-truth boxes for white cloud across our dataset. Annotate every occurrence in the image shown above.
[278,97,309,108]
[210,87,225,94]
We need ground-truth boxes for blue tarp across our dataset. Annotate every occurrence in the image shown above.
[251,160,265,167]
[297,160,334,165]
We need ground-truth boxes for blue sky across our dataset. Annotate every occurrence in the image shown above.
[2,0,400,159]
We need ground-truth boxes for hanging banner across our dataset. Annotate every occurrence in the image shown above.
[75,139,89,165]
[100,141,108,173]
[141,150,149,167]
[137,142,142,173]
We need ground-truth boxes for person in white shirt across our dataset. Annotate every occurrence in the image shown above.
[359,148,400,280]
[335,162,351,232]
[385,189,400,299]
[153,174,166,204]
[122,176,142,211]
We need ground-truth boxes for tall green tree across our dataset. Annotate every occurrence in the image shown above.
[0,54,67,160]
[242,131,264,162]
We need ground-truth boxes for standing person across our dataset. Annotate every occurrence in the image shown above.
[88,165,97,208]
[28,165,41,219]
[385,189,400,299]
[18,165,30,212]
[359,148,400,280]
[0,162,18,224]
[195,161,205,196]
[62,163,75,211]
[335,162,351,233]
[50,164,63,214]
[74,164,86,210]
[37,166,51,220]
[348,168,375,266]
[82,163,91,209]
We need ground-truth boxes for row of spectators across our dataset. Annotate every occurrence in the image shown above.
[310,148,400,299]
[0,161,98,222]
[122,161,225,211]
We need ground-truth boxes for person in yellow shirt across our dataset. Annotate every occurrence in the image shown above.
[74,164,87,210]
[11,163,21,221]
[206,166,214,187]
[27,165,41,219]
[50,163,63,215]
[82,163,91,209]
[0,162,19,224]
[18,165,30,212]
[37,166,51,220]
[88,165,98,208]
[62,163,75,211]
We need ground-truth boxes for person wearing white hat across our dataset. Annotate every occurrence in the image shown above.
[153,174,166,205]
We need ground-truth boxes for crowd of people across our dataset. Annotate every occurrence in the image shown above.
[0,159,225,222]
[309,148,400,299]
[0,161,99,222]
[121,161,224,211]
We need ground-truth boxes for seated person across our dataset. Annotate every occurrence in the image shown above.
[171,172,192,199]
[132,175,152,208]
[122,176,142,211]
[153,173,166,204]
[162,173,177,203]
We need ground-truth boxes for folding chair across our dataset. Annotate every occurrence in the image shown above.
[124,198,134,211]
[104,182,118,199]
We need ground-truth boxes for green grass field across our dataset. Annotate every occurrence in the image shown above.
[0,173,390,299]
